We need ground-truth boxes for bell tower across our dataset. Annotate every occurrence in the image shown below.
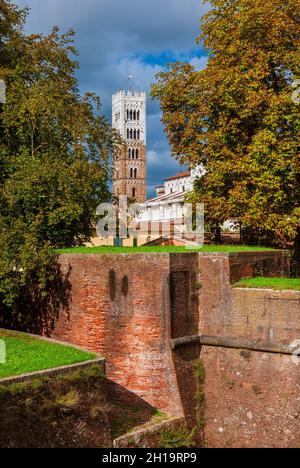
[112,87,147,203]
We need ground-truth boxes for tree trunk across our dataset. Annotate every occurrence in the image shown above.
[211,225,222,244]
[295,228,300,278]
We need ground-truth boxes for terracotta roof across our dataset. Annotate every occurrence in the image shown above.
[164,171,190,182]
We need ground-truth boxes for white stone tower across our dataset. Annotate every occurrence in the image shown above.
[112,89,147,203]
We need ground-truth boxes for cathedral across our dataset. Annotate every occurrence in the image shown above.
[112,90,147,203]
[90,87,203,246]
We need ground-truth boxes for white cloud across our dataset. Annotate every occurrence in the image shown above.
[190,56,208,70]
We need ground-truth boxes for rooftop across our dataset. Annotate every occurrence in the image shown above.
[165,171,190,182]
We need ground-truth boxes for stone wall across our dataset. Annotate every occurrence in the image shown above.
[52,253,184,416]
[196,251,300,448]
[48,250,300,448]
[201,347,300,448]
[199,252,300,344]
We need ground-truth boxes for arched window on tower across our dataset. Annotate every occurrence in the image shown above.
[130,168,133,178]
[136,149,139,159]
[130,129,133,139]
[132,188,136,198]
[134,168,137,179]
[133,110,136,120]
[130,110,133,120]
[128,148,131,158]
[137,111,140,121]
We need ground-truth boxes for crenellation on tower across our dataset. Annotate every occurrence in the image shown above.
[112,88,147,203]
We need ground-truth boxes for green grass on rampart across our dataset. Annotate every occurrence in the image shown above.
[233,277,300,291]
[0,330,96,379]
[55,245,276,255]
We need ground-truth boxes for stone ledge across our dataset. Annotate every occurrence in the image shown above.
[0,331,105,388]
[113,416,186,448]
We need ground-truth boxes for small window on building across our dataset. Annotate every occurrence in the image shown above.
[132,188,136,198]
[136,148,139,159]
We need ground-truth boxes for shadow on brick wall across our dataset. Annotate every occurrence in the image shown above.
[106,379,163,438]
[169,254,202,442]
[0,258,72,336]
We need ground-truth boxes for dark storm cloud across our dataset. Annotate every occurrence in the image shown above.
[15,0,209,197]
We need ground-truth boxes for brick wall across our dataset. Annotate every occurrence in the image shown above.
[53,253,187,416]
[197,251,298,346]
[50,250,300,447]
[201,346,300,448]
[196,251,300,447]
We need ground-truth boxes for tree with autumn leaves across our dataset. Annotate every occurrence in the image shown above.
[152,0,300,273]
[0,0,118,323]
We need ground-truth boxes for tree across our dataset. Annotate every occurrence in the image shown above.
[0,1,118,320]
[152,0,300,272]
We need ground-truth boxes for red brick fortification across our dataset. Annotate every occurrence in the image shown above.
[50,250,300,447]
[53,253,197,416]
[196,251,300,448]
[197,252,297,345]
[201,346,300,448]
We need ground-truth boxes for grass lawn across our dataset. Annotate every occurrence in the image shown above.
[233,277,300,291]
[0,329,96,379]
[55,245,276,255]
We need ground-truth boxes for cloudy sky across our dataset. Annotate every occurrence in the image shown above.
[15,0,209,197]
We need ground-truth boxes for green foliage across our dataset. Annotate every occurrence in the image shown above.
[0,1,119,314]
[62,365,105,382]
[194,359,206,433]
[55,390,80,412]
[152,0,300,262]
[160,424,196,448]
[151,409,167,424]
